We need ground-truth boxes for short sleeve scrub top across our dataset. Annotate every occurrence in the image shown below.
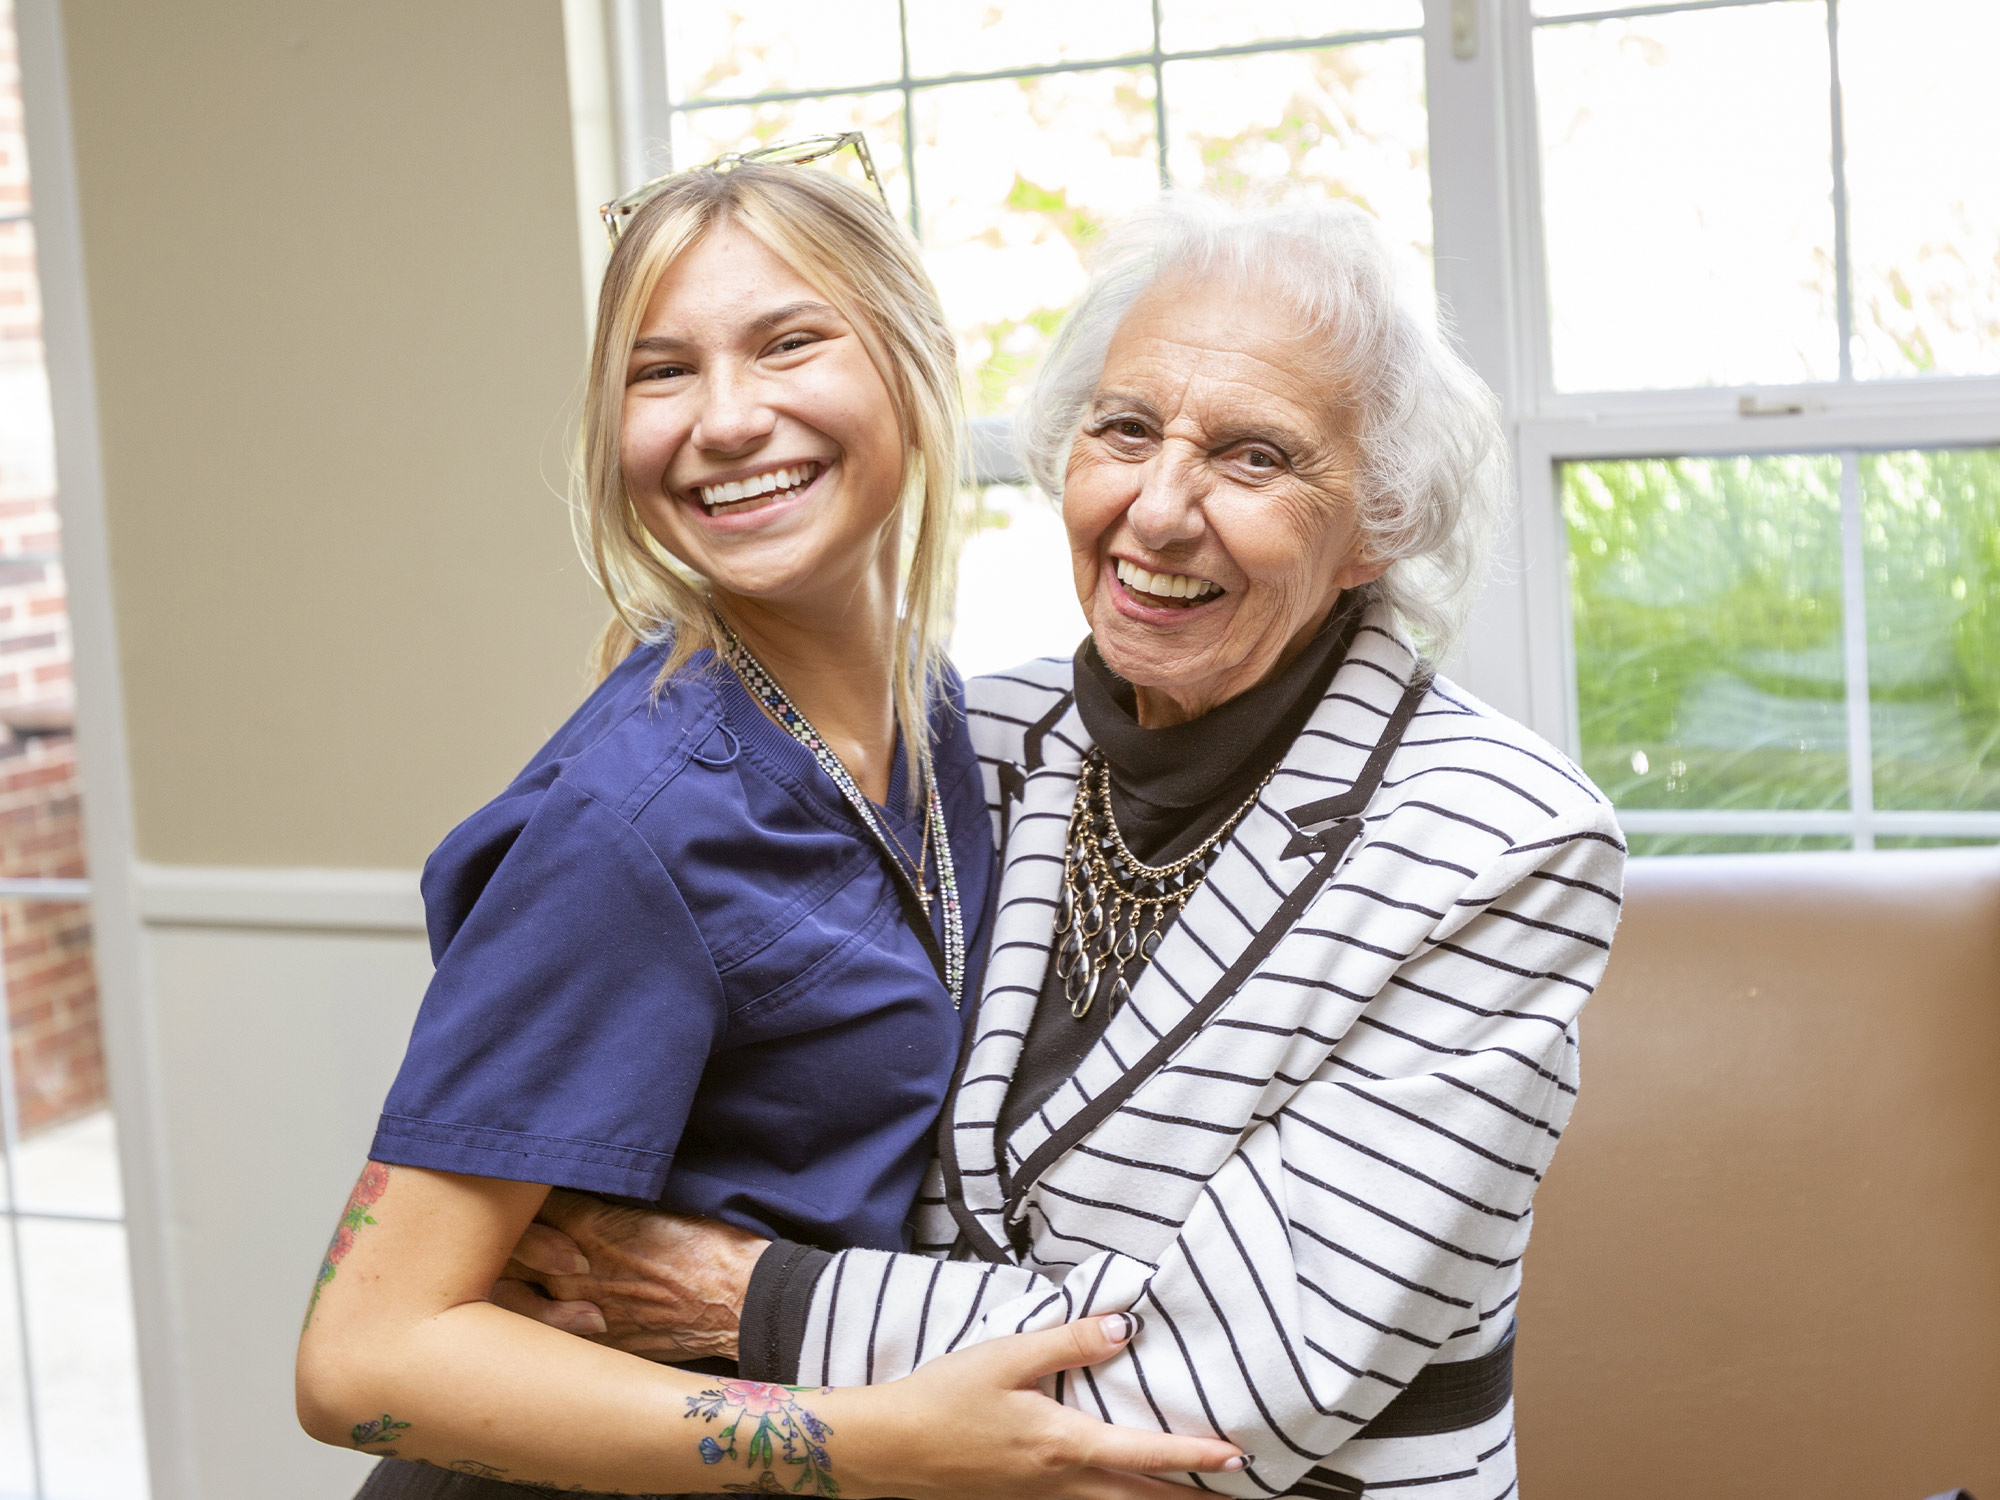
[369,640,997,1271]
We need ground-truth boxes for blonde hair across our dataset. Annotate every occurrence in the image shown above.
[575,163,966,798]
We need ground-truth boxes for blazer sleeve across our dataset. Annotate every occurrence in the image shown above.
[785,807,1624,1495]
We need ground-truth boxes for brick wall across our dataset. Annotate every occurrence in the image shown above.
[1,735,98,1133]
[0,0,103,1138]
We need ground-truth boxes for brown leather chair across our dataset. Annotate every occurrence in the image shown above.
[1516,848,2000,1499]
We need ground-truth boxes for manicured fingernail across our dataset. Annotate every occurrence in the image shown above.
[576,1308,607,1334]
[1100,1313,1133,1343]
[1222,1455,1253,1472]
[559,1252,590,1275]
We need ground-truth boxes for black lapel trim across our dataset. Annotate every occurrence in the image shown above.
[1000,672,1431,1224]
[1280,672,1430,857]
[941,689,1078,1266]
[934,964,1014,1263]
[995,690,1075,854]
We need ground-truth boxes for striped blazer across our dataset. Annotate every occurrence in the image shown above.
[794,611,1626,1498]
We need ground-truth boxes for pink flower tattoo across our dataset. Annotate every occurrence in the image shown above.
[304,1161,390,1328]
[685,1380,837,1495]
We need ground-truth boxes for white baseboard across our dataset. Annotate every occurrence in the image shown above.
[131,862,425,932]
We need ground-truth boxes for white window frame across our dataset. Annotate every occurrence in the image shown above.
[1471,0,2000,848]
[589,0,2000,850]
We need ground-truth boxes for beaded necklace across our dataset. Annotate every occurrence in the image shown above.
[1054,750,1274,1019]
[715,620,965,1008]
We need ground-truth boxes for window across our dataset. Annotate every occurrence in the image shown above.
[606,0,2000,851]
[1562,446,2000,853]
[614,0,1436,673]
[1515,0,2000,852]
[0,0,150,1492]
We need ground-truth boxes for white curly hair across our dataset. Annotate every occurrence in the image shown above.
[1015,194,1506,655]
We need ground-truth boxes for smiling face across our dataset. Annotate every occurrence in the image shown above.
[619,221,907,621]
[1063,275,1387,727]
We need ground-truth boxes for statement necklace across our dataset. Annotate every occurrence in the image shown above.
[1054,750,1273,1019]
[716,620,965,1008]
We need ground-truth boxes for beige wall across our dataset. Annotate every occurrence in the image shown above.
[62,0,603,869]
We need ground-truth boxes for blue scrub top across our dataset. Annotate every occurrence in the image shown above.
[369,642,996,1253]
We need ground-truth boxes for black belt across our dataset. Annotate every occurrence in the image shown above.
[1356,1319,1515,1441]
[1287,1322,1515,1499]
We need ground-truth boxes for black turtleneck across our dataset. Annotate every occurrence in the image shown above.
[993,595,1367,1157]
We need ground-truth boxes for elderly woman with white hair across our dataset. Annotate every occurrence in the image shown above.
[505,195,1625,1498]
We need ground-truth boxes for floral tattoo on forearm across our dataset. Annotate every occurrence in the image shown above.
[685,1379,837,1496]
[305,1160,389,1328]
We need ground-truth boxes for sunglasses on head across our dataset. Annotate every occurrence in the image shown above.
[599,131,886,247]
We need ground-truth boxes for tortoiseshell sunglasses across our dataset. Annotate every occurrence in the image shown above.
[599,131,886,247]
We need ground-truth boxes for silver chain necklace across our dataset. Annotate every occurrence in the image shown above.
[714,619,965,1008]
[1054,751,1273,1019]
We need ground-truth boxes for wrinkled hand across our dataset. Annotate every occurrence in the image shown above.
[488,1189,768,1363]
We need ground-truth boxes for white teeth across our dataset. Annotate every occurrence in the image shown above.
[1115,558,1219,602]
[698,464,816,510]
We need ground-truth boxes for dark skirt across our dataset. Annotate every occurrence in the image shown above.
[354,1457,702,1499]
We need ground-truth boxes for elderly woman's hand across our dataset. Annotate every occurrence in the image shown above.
[488,1189,767,1362]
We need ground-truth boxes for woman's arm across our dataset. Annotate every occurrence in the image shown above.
[510,811,1624,1492]
[798,814,1625,1494]
[295,1161,1243,1497]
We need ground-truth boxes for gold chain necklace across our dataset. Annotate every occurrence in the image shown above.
[1052,751,1274,1019]
[874,796,932,897]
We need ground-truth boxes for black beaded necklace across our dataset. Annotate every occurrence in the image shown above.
[1053,750,1274,1019]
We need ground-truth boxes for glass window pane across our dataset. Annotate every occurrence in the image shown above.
[952,486,1087,677]
[1862,447,2000,811]
[1628,833,1852,857]
[1162,39,1432,302]
[0,219,84,892]
[1839,0,2000,379]
[0,1229,32,1497]
[914,71,1159,416]
[10,1106,121,1220]
[1535,4,1839,391]
[670,91,912,226]
[18,1216,148,1499]
[665,0,903,102]
[5,899,104,1144]
[1159,0,1422,53]
[1565,455,1849,813]
[905,0,1153,78]
[1875,835,2000,850]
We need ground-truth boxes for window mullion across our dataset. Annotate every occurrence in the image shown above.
[610,0,672,183]
[1827,0,1854,382]
[1839,448,1874,848]
[896,0,920,237]
[1500,0,1554,414]
[1150,0,1169,190]
[1425,1,1568,737]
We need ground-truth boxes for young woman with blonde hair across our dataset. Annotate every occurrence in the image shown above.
[295,142,1243,1499]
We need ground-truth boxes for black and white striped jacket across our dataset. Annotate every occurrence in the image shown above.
[796,612,1625,1498]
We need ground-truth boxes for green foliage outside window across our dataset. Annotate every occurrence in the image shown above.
[1565,447,2000,853]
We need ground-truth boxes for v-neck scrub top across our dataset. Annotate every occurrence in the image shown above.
[368,642,997,1253]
